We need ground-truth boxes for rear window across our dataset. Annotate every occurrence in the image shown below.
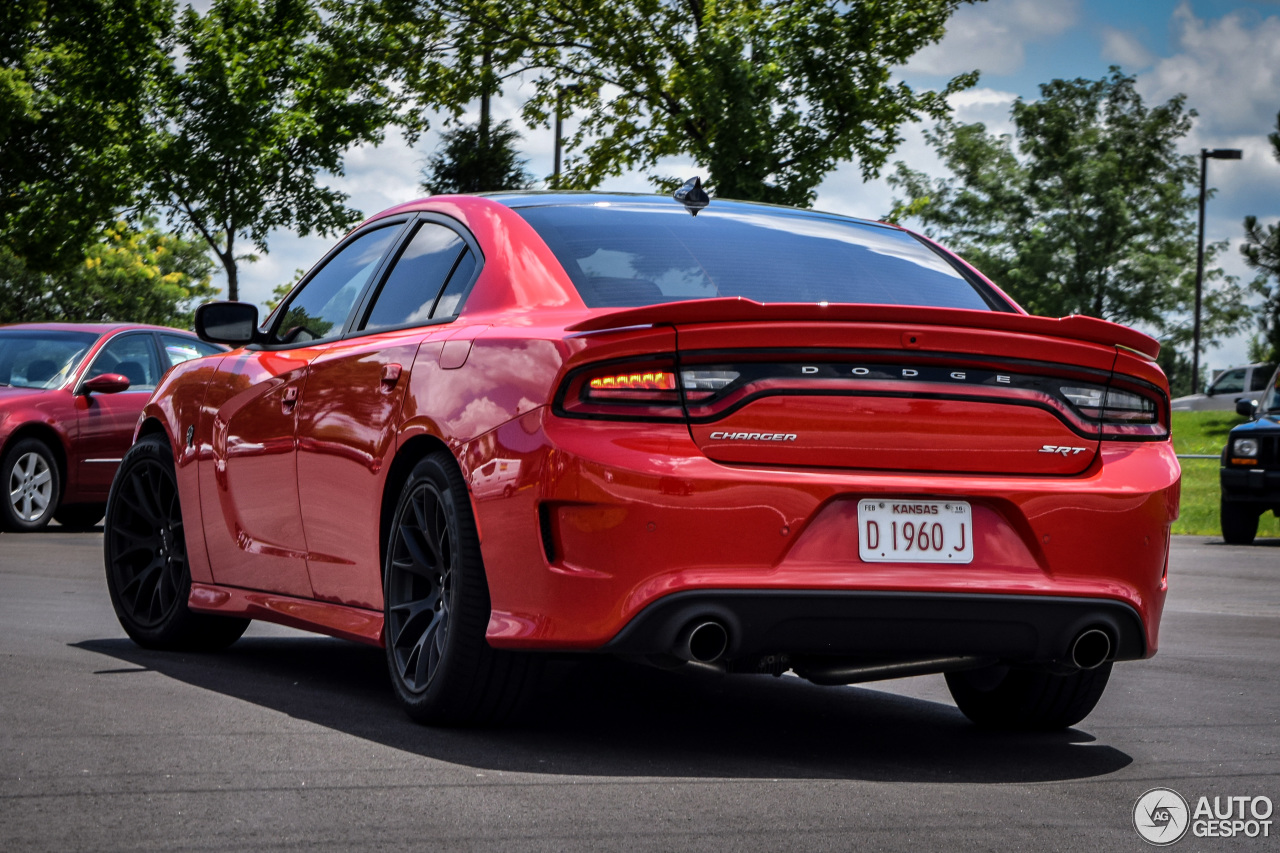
[515,203,998,311]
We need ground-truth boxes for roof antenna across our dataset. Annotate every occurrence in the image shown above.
[674,176,710,216]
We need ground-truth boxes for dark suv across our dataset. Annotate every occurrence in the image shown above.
[1221,365,1280,543]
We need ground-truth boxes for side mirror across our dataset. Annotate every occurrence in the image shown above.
[1236,398,1258,418]
[80,373,131,395]
[195,301,260,346]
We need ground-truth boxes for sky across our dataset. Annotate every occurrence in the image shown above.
[216,0,1280,375]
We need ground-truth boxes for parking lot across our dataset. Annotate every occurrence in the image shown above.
[1,531,1277,851]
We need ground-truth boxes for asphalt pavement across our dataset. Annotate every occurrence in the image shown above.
[0,530,1276,851]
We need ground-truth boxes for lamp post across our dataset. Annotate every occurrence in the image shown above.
[1192,147,1243,394]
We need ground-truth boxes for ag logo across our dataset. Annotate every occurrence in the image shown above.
[1134,787,1190,845]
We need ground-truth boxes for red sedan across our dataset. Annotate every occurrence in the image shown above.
[104,191,1180,730]
[0,323,222,531]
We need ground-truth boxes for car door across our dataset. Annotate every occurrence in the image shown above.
[199,222,405,597]
[71,331,165,499]
[296,217,481,607]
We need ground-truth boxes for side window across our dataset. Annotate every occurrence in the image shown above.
[1210,368,1246,395]
[272,225,400,344]
[86,334,163,391]
[432,249,477,319]
[361,222,467,331]
[160,334,223,367]
[1251,366,1276,392]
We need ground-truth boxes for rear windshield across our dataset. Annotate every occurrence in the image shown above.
[515,203,999,311]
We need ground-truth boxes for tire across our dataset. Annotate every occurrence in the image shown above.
[945,661,1113,730]
[383,451,538,725]
[1,437,60,532]
[104,434,249,651]
[1221,501,1260,545]
[55,502,106,530]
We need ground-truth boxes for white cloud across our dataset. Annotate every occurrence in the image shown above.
[1100,27,1155,70]
[908,0,1080,76]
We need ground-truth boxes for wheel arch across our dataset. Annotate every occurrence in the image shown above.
[379,434,458,576]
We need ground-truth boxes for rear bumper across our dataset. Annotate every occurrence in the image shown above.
[470,413,1178,658]
[602,589,1147,664]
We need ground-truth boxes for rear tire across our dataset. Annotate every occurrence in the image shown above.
[2,437,60,532]
[383,451,538,725]
[55,502,106,530]
[945,662,1112,730]
[1221,501,1260,545]
[104,434,249,651]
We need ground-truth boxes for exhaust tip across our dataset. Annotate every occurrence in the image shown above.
[679,620,729,664]
[1070,628,1112,670]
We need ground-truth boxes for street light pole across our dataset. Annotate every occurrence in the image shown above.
[1192,148,1242,394]
[552,84,591,190]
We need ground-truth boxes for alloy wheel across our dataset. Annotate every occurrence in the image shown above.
[8,450,53,523]
[386,481,455,694]
[106,456,187,628]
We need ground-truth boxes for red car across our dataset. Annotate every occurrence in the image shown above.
[104,191,1179,730]
[0,323,222,531]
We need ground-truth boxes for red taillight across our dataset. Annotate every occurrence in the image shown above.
[558,358,685,419]
[586,370,677,400]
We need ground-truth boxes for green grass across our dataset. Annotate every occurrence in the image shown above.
[1170,411,1280,538]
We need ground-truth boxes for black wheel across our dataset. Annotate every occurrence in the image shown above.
[384,451,537,725]
[945,662,1113,730]
[1,437,60,531]
[104,434,249,650]
[55,502,106,530]
[1221,501,1260,545]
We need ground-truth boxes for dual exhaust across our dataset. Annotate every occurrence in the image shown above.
[670,619,1113,672]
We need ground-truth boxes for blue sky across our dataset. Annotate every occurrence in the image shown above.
[225,0,1280,372]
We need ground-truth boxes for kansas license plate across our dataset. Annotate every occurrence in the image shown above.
[857,499,973,563]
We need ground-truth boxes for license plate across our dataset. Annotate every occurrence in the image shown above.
[857,499,973,563]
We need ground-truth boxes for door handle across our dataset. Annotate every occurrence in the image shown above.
[281,385,299,413]
[380,363,402,391]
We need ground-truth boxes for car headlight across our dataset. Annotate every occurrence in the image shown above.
[1232,438,1259,458]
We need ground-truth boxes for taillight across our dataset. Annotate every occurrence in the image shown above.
[1060,381,1166,438]
[558,358,685,419]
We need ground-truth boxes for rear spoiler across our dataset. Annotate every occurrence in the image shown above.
[565,298,1160,359]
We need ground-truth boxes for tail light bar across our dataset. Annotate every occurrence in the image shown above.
[556,355,1169,439]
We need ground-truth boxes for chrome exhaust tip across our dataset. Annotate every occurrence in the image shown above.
[677,620,730,664]
[1070,628,1112,670]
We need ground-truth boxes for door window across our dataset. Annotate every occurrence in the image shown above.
[85,334,163,391]
[271,225,401,345]
[160,334,223,367]
[1209,368,1246,395]
[360,222,469,331]
[1250,365,1276,392]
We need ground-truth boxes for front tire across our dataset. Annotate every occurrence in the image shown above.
[383,451,537,725]
[2,437,60,531]
[1221,501,1260,545]
[104,434,248,650]
[945,662,1113,730]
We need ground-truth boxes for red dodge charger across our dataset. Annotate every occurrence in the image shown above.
[104,191,1180,730]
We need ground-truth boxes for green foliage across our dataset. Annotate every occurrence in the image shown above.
[0,219,216,327]
[142,0,403,300]
[382,0,978,206]
[421,120,534,194]
[888,69,1251,352]
[0,0,174,272]
[1241,111,1280,364]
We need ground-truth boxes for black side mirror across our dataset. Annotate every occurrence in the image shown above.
[1236,398,1258,418]
[195,301,259,346]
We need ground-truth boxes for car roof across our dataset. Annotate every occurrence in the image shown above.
[484,191,899,230]
[0,322,192,335]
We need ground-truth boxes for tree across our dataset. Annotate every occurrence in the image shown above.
[888,69,1250,355]
[420,120,534,194]
[0,0,173,272]
[0,219,217,327]
[142,0,403,301]
[380,0,978,205]
[1242,111,1280,364]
